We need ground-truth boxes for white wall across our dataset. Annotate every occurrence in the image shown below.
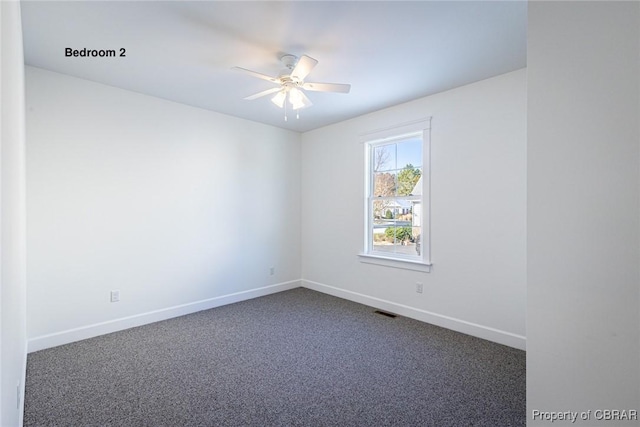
[301,69,527,349]
[26,67,301,351]
[527,2,640,424]
[0,1,28,425]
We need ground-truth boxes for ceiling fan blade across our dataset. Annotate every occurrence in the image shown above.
[232,67,279,84]
[291,55,318,80]
[244,87,283,100]
[302,82,351,93]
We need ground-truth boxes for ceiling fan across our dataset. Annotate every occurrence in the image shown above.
[233,54,351,120]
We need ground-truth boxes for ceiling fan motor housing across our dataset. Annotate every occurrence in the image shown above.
[278,54,299,80]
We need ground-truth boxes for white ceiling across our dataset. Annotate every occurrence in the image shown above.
[21,1,527,133]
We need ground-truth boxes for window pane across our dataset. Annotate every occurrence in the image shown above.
[396,166,422,196]
[373,224,418,256]
[372,215,394,252]
[373,223,402,253]
[373,145,396,172]
[373,171,396,197]
[412,201,422,227]
[412,225,422,256]
[372,200,386,221]
[396,136,422,168]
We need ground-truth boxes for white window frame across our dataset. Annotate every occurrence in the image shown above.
[358,118,431,272]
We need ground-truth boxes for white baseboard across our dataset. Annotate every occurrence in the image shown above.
[28,279,526,353]
[302,279,526,350]
[28,280,301,353]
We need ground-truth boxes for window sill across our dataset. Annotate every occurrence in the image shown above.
[358,253,432,273]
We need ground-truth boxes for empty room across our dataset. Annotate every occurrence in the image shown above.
[1,1,639,426]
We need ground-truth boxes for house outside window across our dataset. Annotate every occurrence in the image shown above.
[360,118,431,272]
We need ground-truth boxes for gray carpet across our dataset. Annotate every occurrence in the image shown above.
[24,288,525,426]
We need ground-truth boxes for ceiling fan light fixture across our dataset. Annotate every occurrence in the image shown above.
[288,88,304,109]
[270,90,286,108]
[289,87,312,110]
[290,100,305,110]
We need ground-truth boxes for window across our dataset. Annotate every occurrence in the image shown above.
[360,118,431,272]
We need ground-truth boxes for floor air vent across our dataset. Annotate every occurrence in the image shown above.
[374,310,397,318]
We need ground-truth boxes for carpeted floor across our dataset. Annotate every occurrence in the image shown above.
[24,288,525,426]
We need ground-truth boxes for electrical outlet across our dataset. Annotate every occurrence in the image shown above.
[269,267,275,276]
[416,282,423,294]
[110,290,120,303]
